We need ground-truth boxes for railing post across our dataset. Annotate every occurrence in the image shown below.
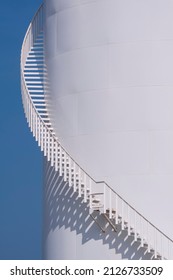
[64,152,67,181]
[127,205,130,235]
[33,110,35,138]
[38,118,41,147]
[35,114,38,142]
[26,96,29,123]
[84,173,87,203]
[55,141,58,172]
[59,145,62,176]
[109,188,112,219]
[122,201,124,230]
[78,167,81,197]
[68,157,72,187]
[28,101,31,127]
[40,121,43,151]
[103,183,106,213]
[73,162,76,192]
[154,228,157,259]
[51,137,54,167]
[147,221,150,253]
[47,130,50,161]
[141,216,144,247]
[30,105,33,132]
[89,178,92,209]
[24,93,27,118]
[43,126,47,156]
[115,194,118,225]
[160,235,163,260]
[134,211,137,241]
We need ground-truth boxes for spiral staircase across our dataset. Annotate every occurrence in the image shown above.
[20,4,173,260]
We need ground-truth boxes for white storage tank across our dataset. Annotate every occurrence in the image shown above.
[43,0,173,259]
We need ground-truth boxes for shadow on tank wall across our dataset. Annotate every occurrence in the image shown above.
[43,159,153,260]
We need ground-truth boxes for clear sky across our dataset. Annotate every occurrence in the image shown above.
[0,0,43,260]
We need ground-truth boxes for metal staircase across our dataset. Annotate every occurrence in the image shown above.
[21,4,173,260]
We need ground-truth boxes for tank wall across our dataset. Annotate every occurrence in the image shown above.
[43,0,173,252]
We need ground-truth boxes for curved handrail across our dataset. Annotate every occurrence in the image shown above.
[21,4,173,260]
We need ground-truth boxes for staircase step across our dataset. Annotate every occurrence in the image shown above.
[91,205,104,210]
[27,85,44,88]
[92,199,101,203]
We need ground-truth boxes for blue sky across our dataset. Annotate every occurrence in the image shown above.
[0,0,43,259]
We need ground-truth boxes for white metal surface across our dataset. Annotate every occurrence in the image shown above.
[21,3,173,260]
[44,0,173,243]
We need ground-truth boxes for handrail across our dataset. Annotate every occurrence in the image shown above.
[21,3,173,260]
[97,181,173,243]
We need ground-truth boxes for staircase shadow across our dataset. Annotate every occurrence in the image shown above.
[43,160,153,260]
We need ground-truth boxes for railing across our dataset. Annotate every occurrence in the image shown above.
[20,4,173,260]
